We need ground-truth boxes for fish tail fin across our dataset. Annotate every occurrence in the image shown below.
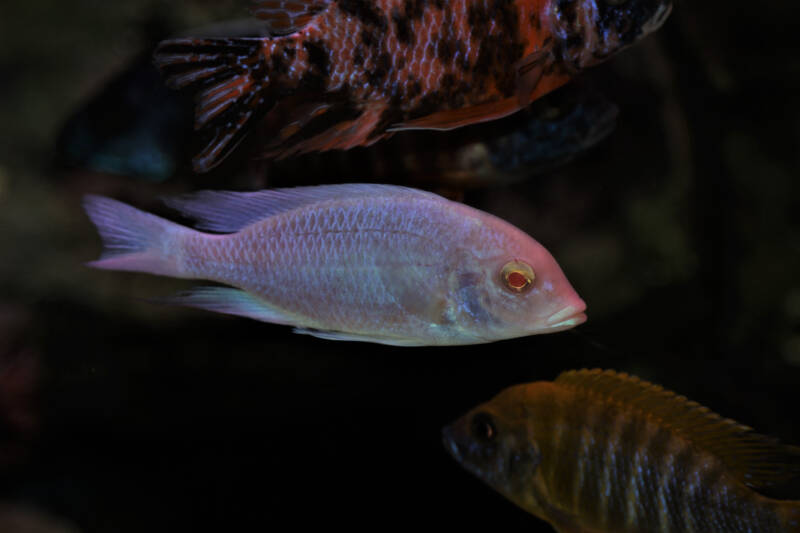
[154,37,272,172]
[82,195,193,278]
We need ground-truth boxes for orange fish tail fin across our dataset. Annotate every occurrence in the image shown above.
[154,37,271,172]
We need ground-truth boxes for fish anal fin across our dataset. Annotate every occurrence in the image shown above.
[250,0,330,35]
[266,103,388,159]
[388,98,522,132]
[163,287,295,325]
[272,101,334,140]
[293,328,425,347]
[556,369,800,489]
[516,50,549,106]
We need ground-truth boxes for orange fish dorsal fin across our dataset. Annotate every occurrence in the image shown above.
[250,0,330,35]
[388,98,523,132]
[555,369,800,490]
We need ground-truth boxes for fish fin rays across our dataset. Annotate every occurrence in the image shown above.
[250,0,331,35]
[83,195,188,278]
[515,50,549,106]
[162,184,439,233]
[293,328,425,346]
[163,287,295,324]
[388,98,523,132]
[556,369,800,489]
[262,103,389,159]
[154,38,271,172]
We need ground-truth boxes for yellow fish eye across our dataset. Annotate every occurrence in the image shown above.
[501,261,535,293]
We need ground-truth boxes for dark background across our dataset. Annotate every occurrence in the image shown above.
[1,1,799,531]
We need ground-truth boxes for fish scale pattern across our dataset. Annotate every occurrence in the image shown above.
[253,0,545,112]
[184,196,460,336]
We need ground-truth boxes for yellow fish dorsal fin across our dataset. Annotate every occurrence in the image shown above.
[555,369,800,490]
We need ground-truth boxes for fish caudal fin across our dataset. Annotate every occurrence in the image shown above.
[83,195,191,278]
[154,38,270,172]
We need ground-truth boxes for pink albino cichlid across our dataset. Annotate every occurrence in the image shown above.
[83,184,586,346]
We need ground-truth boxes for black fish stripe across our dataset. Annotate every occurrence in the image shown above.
[622,419,656,529]
[609,414,640,530]
[661,439,692,532]
[599,409,628,529]
[638,425,672,530]
[551,397,584,511]
[577,401,607,523]
[693,461,725,530]
[566,400,593,513]
[571,413,593,515]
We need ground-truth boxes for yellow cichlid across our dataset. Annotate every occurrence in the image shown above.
[443,369,800,532]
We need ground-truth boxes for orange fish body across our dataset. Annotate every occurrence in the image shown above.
[155,0,672,171]
[444,369,800,533]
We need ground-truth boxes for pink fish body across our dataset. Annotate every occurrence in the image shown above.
[83,185,585,346]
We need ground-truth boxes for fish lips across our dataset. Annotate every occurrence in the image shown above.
[544,303,587,331]
[442,420,484,471]
[442,424,462,462]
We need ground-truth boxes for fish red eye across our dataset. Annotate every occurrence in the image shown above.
[501,261,535,293]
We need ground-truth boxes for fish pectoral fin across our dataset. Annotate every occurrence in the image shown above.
[162,287,295,325]
[515,50,549,106]
[388,98,523,132]
[293,328,426,347]
[250,0,331,35]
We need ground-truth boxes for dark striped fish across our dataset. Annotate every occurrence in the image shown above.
[443,369,800,532]
[154,0,671,172]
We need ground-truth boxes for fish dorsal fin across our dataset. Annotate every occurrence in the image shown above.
[555,369,800,489]
[250,1,330,35]
[163,184,440,233]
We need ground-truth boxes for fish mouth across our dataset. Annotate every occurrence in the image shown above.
[546,305,587,330]
[442,425,462,462]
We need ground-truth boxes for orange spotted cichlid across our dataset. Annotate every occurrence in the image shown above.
[82,184,586,346]
[443,369,800,532]
[154,0,673,172]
